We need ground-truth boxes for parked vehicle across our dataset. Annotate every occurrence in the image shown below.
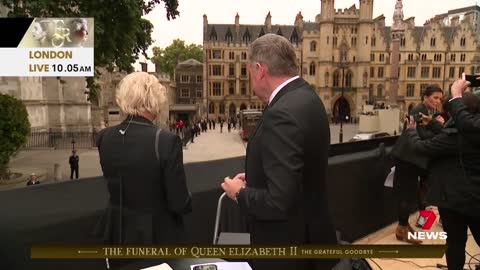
[239,109,262,140]
[349,132,391,142]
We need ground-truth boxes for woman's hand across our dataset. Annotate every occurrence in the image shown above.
[406,116,417,130]
[435,115,445,126]
[418,112,432,126]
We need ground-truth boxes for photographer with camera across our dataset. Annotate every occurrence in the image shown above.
[391,85,445,244]
[404,91,480,270]
[449,76,480,136]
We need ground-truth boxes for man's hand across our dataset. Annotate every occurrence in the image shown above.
[234,173,246,181]
[221,176,246,200]
[451,79,471,99]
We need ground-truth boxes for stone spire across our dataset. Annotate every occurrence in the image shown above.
[235,12,240,38]
[294,11,304,31]
[392,0,405,32]
[265,11,272,32]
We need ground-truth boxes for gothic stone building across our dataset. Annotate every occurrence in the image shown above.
[169,59,203,124]
[95,65,174,130]
[203,0,480,121]
[0,77,93,132]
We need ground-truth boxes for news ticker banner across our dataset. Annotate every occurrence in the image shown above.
[31,245,446,259]
[0,18,93,77]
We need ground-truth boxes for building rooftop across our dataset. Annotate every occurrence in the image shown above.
[447,5,480,15]
[205,24,300,43]
[177,59,203,68]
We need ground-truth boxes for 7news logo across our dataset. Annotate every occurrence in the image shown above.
[408,210,448,240]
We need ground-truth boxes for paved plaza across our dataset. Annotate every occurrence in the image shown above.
[2,124,359,190]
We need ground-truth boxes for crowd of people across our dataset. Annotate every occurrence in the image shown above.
[391,81,480,270]
[92,33,479,270]
[167,116,240,144]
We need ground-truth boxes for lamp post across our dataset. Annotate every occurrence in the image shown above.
[205,49,209,121]
[339,56,348,143]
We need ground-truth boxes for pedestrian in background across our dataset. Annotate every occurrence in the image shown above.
[69,150,79,179]
[26,172,41,186]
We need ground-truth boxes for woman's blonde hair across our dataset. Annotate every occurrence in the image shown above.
[115,72,166,117]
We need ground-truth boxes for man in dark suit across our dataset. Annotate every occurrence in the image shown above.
[221,34,339,270]
[69,150,79,179]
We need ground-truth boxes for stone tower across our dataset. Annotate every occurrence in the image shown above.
[318,0,335,63]
[358,0,374,63]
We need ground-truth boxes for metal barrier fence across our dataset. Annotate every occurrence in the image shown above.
[25,128,197,150]
[24,131,97,149]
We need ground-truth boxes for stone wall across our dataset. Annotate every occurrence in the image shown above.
[0,77,49,131]
[1,76,92,132]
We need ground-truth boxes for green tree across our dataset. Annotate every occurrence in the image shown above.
[0,0,180,103]
[0,95,31,180]
[151,39,203,77]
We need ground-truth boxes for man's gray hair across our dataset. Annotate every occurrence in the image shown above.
[248,33,299,77]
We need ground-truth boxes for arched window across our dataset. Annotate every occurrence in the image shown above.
[228,63,234,76]
[309,62,316,76]
[219,103,225,114]
[209,102,215,114]
[310,41,317,52]
[333,70,340,87]
[430,37,436,47]
[345,71,353,87]
[228,82,234,95]
[340,50,347,62]
[377,84,383,97]
[241,63,247,77]
[324,72,329,87]
[408,103,415,114]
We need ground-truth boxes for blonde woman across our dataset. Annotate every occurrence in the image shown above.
[95,72,192,250]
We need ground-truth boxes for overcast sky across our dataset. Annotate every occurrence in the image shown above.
[137,0,478,70]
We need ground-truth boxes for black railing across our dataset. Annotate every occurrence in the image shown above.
[24,131,97,149]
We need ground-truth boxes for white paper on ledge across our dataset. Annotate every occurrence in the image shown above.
[141,263,173,270]
[190,262,252,270]
[384,166,395,188]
